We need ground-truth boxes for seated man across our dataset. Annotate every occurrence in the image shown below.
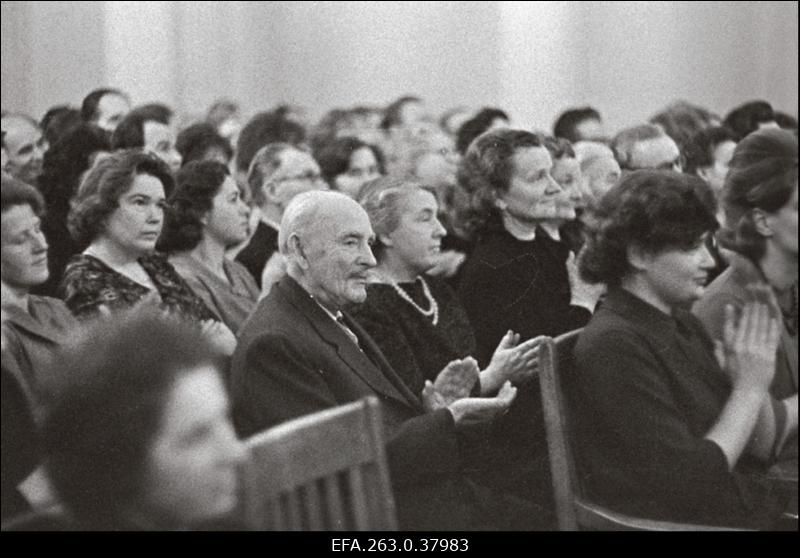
[552,106,606,143]
[231,191,545,530]
[235,143,327,289]
[611,123,682,172]
[1,114,46,186]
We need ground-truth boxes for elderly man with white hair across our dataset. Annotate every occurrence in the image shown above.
[573,141,621,204]
[230,190,548,530]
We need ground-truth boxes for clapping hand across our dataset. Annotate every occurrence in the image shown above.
[482,331,544,394]
[422,357,480,412]
[715,285,780,394]
[446,381,518,427]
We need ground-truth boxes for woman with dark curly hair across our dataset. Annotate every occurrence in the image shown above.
[59,150,236,354]
[34,123,110,296]
[42,310,245,530]
[159,161,258,333]
[695,128,797,450]
[574,169,789,528]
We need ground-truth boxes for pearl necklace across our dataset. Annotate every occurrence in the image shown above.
[387,275,439,326]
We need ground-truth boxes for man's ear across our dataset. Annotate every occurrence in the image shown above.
[626,243,651,273]
[262,180,279,204]
[696,166,711,183]
[288,233,311,270]
[751,208,774,238]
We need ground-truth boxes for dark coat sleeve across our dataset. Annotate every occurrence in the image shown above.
[233,331,462,487]
[575,326,781,526]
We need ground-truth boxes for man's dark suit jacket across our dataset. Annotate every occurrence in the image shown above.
[231,276,502,530]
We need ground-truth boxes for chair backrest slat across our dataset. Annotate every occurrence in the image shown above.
[242,396,397,531]
[347,467,369,530]
[539,331,581,531]
[322,474,346,530]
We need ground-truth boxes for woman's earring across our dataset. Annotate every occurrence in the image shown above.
[495,199,507,211]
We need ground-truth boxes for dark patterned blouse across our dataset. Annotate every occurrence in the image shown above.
[59,253,219,322]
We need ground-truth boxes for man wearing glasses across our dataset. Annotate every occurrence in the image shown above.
[236,143,328,289]
[611,123,682,172]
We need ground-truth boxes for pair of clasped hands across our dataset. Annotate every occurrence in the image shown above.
[421,331,544,427]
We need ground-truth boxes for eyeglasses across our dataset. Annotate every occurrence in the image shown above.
[273,170,324,184]
[622,157,682,172]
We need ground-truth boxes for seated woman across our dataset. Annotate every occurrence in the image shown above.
[59,150,235,353]
[694,128,798,453]
[159,161,258,333]
[574,169,788,528]
[455,129,604,506]
[541,136,590,253]
[42,309,246,530]
[315,136,384,199]
[352,176,541,399]
[35,122,110,296]
[456,129,603,364]
[1,176,80,423]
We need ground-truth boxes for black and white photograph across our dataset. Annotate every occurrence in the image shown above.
[1,0,797,536]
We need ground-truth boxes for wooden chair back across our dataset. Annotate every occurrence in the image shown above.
[241,396,397,530]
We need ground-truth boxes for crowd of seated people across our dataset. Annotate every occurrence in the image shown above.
[1,88,797,531]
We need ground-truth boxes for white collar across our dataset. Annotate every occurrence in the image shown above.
[502,213,538,241]
[539,222,561,241]
[260,216,281,232]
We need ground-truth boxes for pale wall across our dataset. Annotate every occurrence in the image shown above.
[2,1,797,135]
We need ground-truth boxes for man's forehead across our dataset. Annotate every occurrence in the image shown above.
[312,201,372,236]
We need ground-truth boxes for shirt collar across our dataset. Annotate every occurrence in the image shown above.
[311,296,343,324]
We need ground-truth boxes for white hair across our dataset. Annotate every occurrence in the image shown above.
[573,140,615,172]
[279,190,355,275]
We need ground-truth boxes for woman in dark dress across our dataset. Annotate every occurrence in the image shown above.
[456,129,603,364]
[574,169,789,528]
[352,176,547,511]
[454,129,604,505]
[352,176,541,399]
[59,150,236,354]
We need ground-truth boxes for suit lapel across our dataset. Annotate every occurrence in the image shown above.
[341,311,423,410]
[279,278,422,410]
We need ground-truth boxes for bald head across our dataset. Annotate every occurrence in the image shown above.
[280,190,376,310]
[280,191,356,254]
